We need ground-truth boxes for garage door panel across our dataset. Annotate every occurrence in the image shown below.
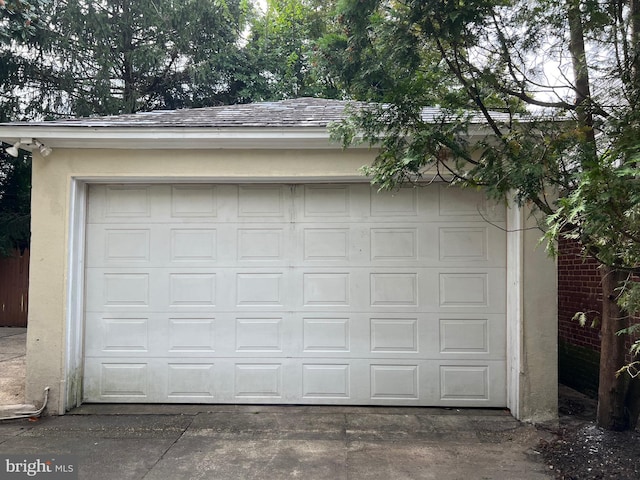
[369,187,419,219]
[169,227,219,264]
[84,183,506,406]
[435,359,507,405]
[87,185,152,222]
[302,316,351,354]
[237,185,289,219]
[86,311,507,362]
[299,184,355,219]
[85,268,505,314]
[437,184,506,222]
[87,223,505,271]
[436,224,506,266]
[85,313,152,356]
[301,226,353,263]
[83,356,507,405]
[85,269,151,311]
[436,268,506,312]
[165,363,217,400]
[170,185,218,219]
[435,314,505,359]
[88,185,175,223]
[294,222,506,268]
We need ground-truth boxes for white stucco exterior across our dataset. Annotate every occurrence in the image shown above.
[0,99,557,421]
[15,145,556,420]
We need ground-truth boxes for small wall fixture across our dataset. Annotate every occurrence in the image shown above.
[35,140,52,157]
[5,141,21,157]
[4,139,53,158]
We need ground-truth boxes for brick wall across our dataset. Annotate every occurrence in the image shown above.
[557,237,602,396]
[558,237,640,397]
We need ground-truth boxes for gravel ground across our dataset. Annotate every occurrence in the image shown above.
[539,385,640,480]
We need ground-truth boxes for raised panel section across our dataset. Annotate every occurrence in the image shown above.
[238,186,283,217]
[303,229,349,260]
[370,189,417,216]
[236,318,282,352]
[439,227,487,261]
[236,274,282,306]
[102,318,148,352]
[439,273,488,306]
[105,229,150,262]
[171,229,217,262]
[238,229,283,261]
[171,185,216,217]
[303,273,350,306]
[370,273,417,306]
[105,186,150,218]
[235,364,282,397]
[168,318,215,352]
[167,364,214,398]
[440,366,489,400]
[440,319,488,353]
[104,274,149,306]
[304,185,350,216]
[371,229,417,260]
[303,364,350,398]
[370,365,418,399]
[439,186,486,216]
[170,274,216,306]
[100,364,147,397]
[370,318,418,352]
[303,318,350,352]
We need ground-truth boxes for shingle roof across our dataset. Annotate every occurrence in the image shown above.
[11,97,504,128]
[19,98,360,128]
[0,98,518,151]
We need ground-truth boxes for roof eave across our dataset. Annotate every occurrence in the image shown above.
[0,123,496,153]
[0,126,363,150]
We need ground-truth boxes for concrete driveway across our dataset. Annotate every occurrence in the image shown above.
[0,328,26,407]
[0,328,554,479]
[0,405,554,479]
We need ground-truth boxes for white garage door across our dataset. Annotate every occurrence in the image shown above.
[83,183,506,406]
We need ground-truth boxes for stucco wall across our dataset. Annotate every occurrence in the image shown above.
[519,209,558,422]
[26,146,557,420]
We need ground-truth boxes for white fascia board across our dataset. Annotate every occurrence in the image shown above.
[0,126,361,150]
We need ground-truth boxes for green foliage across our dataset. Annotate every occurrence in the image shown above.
[243,0,340,100]
[572,311,600,329]
[0,149,30,256]
[0,1,43,255]
[23,0,254,116]
[0,0,43,43]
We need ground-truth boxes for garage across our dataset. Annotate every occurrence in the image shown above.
[82,182,506,406]
[0,98,557,419]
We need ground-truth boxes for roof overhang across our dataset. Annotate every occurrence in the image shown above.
[0,125,496,154]
[0,126,356,151]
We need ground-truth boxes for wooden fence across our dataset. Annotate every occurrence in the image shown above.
[0,249,29,327]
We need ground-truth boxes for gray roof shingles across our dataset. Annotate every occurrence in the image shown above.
[6,98,503,129]
[0,97,509,129]
[19,98,359,128]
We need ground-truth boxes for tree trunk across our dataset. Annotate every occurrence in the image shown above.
[566,0,597,159]
[597,266,631,430]
[120,0,136,114]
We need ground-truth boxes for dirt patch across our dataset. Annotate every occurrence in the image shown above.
[539,385,640,480]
